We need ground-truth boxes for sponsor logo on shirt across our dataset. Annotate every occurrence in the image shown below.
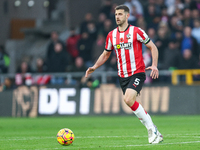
[114,42,132,50]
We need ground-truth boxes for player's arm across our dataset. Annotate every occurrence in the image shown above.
[85,50,112,78]
[145,40,159,79]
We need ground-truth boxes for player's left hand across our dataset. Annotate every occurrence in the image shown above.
[85,67,95,78]
[145,66,159,79]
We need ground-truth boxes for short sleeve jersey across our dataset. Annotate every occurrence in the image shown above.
[105,25,150,78]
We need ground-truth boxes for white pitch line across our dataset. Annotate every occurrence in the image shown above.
[127,141,200,147]
[1,134,200,141]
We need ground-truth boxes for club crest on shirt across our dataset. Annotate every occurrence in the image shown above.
[126,34,131,39]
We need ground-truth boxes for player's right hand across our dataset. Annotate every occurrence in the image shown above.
[85,67,95,78]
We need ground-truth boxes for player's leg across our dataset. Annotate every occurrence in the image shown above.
[123,73,163,144]
[124,88,163,144]
[124,88,154,130]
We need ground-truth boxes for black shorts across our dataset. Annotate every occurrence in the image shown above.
[119,73,146,95]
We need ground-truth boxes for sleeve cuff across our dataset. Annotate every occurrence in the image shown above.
[144,38,150,44]
[105,49,113,51]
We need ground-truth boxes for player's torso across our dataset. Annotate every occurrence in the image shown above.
[110,25,145,77]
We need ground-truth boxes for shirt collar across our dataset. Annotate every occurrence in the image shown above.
[118,24,130,33]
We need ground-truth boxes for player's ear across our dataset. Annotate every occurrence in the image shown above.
[126,13,130,19]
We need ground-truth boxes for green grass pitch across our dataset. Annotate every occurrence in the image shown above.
[0,115,200,150]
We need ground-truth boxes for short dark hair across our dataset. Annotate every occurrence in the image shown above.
[115,5,130,13]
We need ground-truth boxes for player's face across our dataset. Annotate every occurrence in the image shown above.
[115,9,128,26]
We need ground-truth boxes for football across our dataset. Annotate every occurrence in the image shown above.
[57,128,74,146]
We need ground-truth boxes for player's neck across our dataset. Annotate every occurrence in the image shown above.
[118,23,129,32]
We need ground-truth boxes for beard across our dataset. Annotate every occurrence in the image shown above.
[116,18,126,26]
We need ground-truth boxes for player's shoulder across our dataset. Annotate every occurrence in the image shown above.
[107,27,118,37]
[132,26,147,35]
[136,26,145,32]
[128,25,141,33]
[131,25,140,31]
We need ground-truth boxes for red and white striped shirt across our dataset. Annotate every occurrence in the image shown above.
[105,25,150,78]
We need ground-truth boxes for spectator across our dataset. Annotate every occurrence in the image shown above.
[86,21,98,42]
[96,13,107,32]
[68,57,87,86]
[129,5,140,26]
[80,13,93,34]
[66,27,80,62]
[155,0,167,15]
[35,57,48,73]
[144,4,161,29]
[160,6,169,25]
[16,61,33,85]
[124,0,143,16]
[178,49,200,69]
[69,57,98,87]
[169,15,183,33]
[34,57,50,85]
[165,0,175,9]
[144,0,156,6]
[99,0,112,19]
[77,32,93,67]
[191,19,200,45]
[181,26,199,61]
[92,34,106,63]
[46,31,65,59]
[0,78,15,91]
[147,28,157,42]
[191,9,199,20]
[46,42,69,73]
[70,57,87,72]
[174,8,184,20]
[46,42,69,84]
[182,8,193,27]
[109,3,118,26]
[124,0,142,25]
[101,19,113,37]
[184,0,193,9]
[0,45,10,73]
[167,0,184,16]
[173,31,183,50]
[162,40,181,70]
[16,61,32,74]
[136,16,147,31]
[131,0,144,15]
[155,24,170,67]
[190,0,200,10]
[160,40,181,82]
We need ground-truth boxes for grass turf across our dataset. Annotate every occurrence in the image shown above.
[0,115,200,150]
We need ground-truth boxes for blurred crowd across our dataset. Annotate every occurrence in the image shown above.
[1,0,200,90]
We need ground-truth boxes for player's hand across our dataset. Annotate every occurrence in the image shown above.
[145,66,159,79]
[85,67,96,78]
